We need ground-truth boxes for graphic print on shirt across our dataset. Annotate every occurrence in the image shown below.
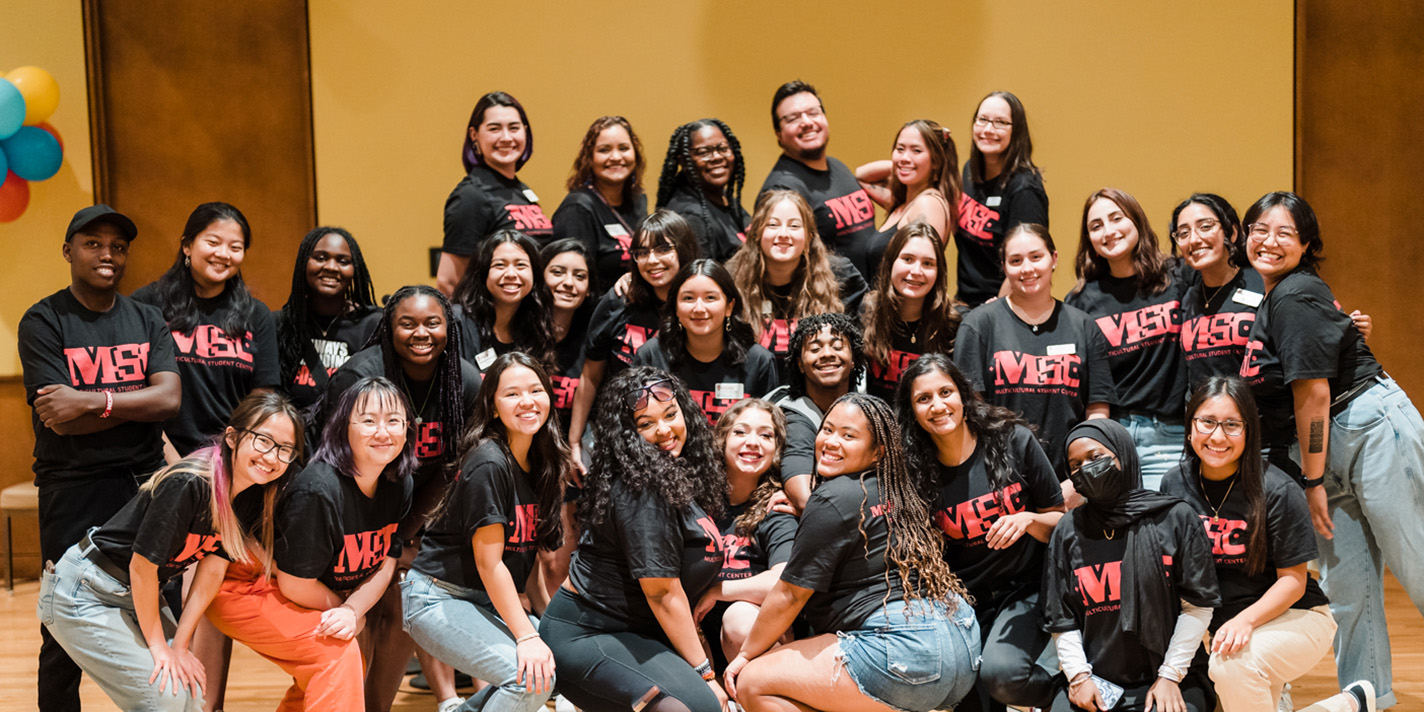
[333,521,399,583]
[505,204,552,233]
[171,326,255,371]
[934,482,1025,545]
[1094,301,1182,357]
[957,192,999,243]
[65,343,151,389]
[1198,516,1248,566]
[415,421,444,459]
[719,532,752,577]
[551,374,579,410]
[758,318,795,356]
[992,351,1082,393]
[688,388,747,425]
[615,324,656,365]
[1181,312,1254,362]
[824,190,876,235]
[695,515,726,563]
[1074,555,1174,615]
[293,338,352,387]
[1239,339,1264,380]
[870,350,920,395]
[172,532,223,569]
[506,502,539,553]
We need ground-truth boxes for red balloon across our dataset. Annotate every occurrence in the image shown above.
[35,121,62,151]
[0,170,30,222]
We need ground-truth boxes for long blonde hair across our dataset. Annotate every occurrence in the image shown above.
[728,190,844,337]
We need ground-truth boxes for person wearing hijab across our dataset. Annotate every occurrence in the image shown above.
[1042,420,1220,712]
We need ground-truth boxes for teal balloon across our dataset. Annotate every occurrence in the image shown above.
[0,126,62,181]
[0,147,7,186]
[0,81,24,140]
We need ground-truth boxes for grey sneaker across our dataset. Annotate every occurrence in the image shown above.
[1277,682,1293,712]
[1342,680,1377,712]
[437,697,466,712]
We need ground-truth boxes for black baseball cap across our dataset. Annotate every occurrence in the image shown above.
[65,204,138,243]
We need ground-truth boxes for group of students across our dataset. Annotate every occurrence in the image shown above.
[21,78,1424,712]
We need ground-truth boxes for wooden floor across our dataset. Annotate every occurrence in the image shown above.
[2,575,1420,711]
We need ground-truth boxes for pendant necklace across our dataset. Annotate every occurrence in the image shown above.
[1202,268,1239,309]
[1103,528,1115,540]
[1198,472,1237,524]
[401,373,437,427]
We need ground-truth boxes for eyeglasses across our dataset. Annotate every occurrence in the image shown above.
[1245,223,1299,244]
[624,379,676,410]
[630,242,676,262]
[1172,219,1221,243]
[350,416,409,435]
[1192,417,1246,437]
[691,144,732,160]
[240,429,300,463]
[777,105,824,127]
[973,116,1013,131]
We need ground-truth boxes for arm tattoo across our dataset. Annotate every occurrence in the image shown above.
[1308,417,1326,454]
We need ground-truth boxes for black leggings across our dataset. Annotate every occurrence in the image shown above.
[540,589,720,712]
[958,586,1059,712]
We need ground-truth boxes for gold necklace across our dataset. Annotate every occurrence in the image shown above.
[1103,528,1115,540]
[1198,473,1237,524]
[401,373,437,427]
[1201,268,1239,309]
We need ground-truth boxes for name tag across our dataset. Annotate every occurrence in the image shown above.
[475,348,497,371]
[1232,289,1263,308]
[715,382,745,401]
[1046,343,1076,356]
[604,223,628,238]
[522,189,540,203]
[986,196,1003,207]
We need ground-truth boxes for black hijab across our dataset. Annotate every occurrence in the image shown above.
[1066,419,1182,657]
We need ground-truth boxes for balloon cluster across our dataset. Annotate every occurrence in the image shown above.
[0,66,64,223]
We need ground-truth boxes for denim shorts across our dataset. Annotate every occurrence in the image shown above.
[835,597,980,712]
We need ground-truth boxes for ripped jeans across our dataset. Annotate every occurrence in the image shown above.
[834,596,981,712]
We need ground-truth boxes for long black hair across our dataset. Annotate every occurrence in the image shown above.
[656,259,755,371]
[1241,191,1325,272]
[451,230,557,369]
[895,354,1032,506]
[149,202,258,338]
[580,367,725,528]
[277,226,379,389]
[1168,192,1245,267]
[457,352,569,551]
[625,209,702,309]
[656,119,746,228]
[1183,375,1269,576]
[372,285,466,476]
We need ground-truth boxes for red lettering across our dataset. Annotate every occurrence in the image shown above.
[1094,302,1181,349]
[721,534,751,570]
[334,522,399,574]
[171,326,254,364]
[1239,340,1264,378]
[172,532,222,565]
[689,389,745,425]
[824,190,875,232]
[956,193,999,242]
[871,350,920,391]
[934,482,1026,541]
[695,516,725,556]
[758,318,795,355]
[507,503,539,545]
[64,343,152,386]
[1073,561,1122,606]
[616,324,656,365]
[614,231,632,259]
[505,204,552,233]
[1198,516,1249,558]
[991,351,1081,388]
[551,374,579,409]
[1181,312,1254,353]
[415,421,443,459]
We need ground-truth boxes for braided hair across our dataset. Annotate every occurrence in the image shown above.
[277,226,378,389]
[828,393,968,609]
[372,285,466,479]
[656,119,746,234]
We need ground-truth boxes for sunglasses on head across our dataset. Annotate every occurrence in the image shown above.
[625,379,676,411]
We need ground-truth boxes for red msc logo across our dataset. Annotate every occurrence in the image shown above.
[505,205,552,233]
[689,389,745,425]
[415,421,443,459]
[695,516,726,562]
[871,350,920,392]
[1095,301,1181,351]
[1181,312,1254,353]
[65,343,151,387]
[758,318,795,356]
[551,374,578,409]
[507,503,539,547]
[934,482,1026,542]
[1239,340,1264,379]
[616,324,656,365]
[171,326,254,366]
[825,190,875,233]
[333,522,399,576]
[1073,555,1173,609]
[1198,516,1248,559]
[720,533,751,572]
[172,532,222,567]
[957,193,999,242]
[991,351,1081,388]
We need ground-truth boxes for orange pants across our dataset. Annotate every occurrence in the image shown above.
[205,565,364,712]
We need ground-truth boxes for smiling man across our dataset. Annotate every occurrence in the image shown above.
[19,204,181,711]
[758,81,879,280]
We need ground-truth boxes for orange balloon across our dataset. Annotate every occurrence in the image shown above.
[0,171,30,222]
[36,121,62,151]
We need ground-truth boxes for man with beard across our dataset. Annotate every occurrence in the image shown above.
[758,81,879,280]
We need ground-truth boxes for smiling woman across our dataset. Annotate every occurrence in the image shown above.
[659,119,750,263]
[551,116,649,288]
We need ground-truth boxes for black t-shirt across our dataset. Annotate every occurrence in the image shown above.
[1179,267,1265,393]
[633,338,781,425]
[274,307,381,409]
[759,155,878,279]
[1065,271,1187,420]
[443,164,554,256]
[551,187,648,287]
[552,316,590,436]
[452,305,520,375]
[954,168,1049,306]
[955,299,1116,477]
[752,256,866,382]
[274,460,412,591]
[19,290,178,487]
[324,346,482,491]
[714,500,798,581]
[866,319,925,403]
[567,479,724,629]
[932,424,1062,598]
[412,440,541,592]
[1161,463,1329,630]
[91,471,223,584]
[1241,270,1382,448]
[1042,503,1220,687]
[664,184,749,263]
[771,394,824,483]
[782,471,906,634]
[583,287,661,376]
[131,283,280,456]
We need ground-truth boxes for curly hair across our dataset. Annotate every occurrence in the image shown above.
[148,202,259,340]
[457,352,571,552]
[1072,187,1171,297]
[862,221,962,365]
[727,190,843,338]
[277,226,379,389]
[656,259,756,371]
[785,312,867,399]
[1168,193,1246,268]
[714,398,787,539]
[828,393,967,609]
[894,354,1033,506]
[888,120,962,229]
[579,367,726,528]
[450,229,558,369]
[655,119,746,232]
[564,116,645,206]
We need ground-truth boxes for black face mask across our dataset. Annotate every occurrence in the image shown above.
[1071,455,1127,504]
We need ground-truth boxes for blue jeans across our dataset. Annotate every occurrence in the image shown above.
[37,543,203,711]
[1316,376,1424,710]
[1116,414,1185,491]
[835,597,981,712]
[401,570,552,712]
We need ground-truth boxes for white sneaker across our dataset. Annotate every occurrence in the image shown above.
[1342,680,1377,712]
[554,694,579,712]
[1277,682,1293,712]
[437,696,466,712]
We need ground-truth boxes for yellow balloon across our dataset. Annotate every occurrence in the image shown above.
[7,66,60,125]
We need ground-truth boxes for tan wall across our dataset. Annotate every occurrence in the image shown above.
[308,1,1295,300]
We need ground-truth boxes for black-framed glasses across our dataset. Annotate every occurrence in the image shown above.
[630,242,676,262]
[239,429,300,463]
[1172,218,1221,243]
[691,144,732,160]
[777,105,824,127]
[1192,417,1245,437]
[973,116,1013,131]
[624,379,676,411]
